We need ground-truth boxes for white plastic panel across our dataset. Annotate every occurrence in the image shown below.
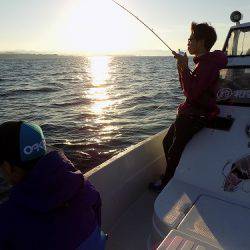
[157,229,221,250]
[154,180,203,234]
[178,195,250,250]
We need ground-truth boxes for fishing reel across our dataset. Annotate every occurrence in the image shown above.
[178,49,186,56]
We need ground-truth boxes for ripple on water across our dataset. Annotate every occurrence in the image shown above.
[0,55,183,170]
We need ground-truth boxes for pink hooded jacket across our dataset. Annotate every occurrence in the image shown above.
[178,50,228,118]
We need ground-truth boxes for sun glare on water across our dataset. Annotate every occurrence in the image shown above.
[87,56,114,114]
[90,56,110,86]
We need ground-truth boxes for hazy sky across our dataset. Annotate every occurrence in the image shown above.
[1,0,250,55]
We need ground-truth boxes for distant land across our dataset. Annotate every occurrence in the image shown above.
[0,49,172,57]
[0,52,59,58]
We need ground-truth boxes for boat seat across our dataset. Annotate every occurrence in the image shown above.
[177,195,250,249]
[153,179,204,237]
[157,229,221,250]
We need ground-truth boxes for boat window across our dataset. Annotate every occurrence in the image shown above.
[225,27,250,56]
[217,67,250,105]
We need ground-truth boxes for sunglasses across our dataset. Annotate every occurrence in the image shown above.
[188,37,196,42]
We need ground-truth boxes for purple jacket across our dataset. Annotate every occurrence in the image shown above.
[178,50,228,117]
[0,151,101,250]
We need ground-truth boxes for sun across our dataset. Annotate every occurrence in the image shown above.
[57,0,137,54]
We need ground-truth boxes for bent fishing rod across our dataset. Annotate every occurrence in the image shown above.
[111,0,174,53]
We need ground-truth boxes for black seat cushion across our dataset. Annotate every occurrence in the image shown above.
[206,116,234,131]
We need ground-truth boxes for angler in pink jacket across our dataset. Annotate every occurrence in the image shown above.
[150,22,228,192]
[177,49,228,117]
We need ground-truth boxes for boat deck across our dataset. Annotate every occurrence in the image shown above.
[106,190,157,250]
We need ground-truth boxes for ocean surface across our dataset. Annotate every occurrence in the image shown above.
[0,54,185,172]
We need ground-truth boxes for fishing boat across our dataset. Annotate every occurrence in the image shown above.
[85,11,250,250]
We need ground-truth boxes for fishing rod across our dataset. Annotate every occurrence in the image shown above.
[111,0,174,53]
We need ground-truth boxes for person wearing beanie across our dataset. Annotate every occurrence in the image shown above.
[0,121,106,250]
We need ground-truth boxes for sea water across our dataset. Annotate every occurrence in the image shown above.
[0,54,184,171]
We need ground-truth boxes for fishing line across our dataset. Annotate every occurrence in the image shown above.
[112,0,174,53]
[111,0,179,124]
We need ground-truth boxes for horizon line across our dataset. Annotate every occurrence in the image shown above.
[0,49,172,57]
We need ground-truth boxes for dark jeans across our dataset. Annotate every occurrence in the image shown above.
[162,115,206,184]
